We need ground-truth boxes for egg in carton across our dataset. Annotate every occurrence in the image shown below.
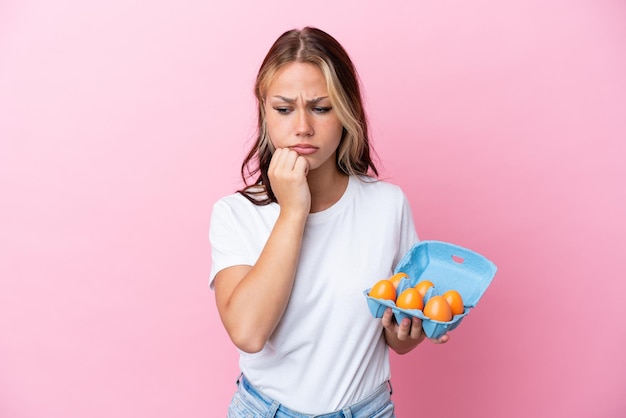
[364,240,497,339]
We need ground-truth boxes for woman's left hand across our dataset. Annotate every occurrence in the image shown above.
[381,307,448,354]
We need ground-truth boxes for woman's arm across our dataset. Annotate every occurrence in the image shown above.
[214,149,310,354]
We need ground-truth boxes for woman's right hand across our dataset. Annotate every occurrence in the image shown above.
[268,148,311,216]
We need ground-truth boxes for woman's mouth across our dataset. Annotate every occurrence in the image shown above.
[289,144,319,155]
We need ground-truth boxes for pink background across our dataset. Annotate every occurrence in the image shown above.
[1,1,625,417]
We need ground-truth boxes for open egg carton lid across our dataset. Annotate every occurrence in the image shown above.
[395,240,497,308]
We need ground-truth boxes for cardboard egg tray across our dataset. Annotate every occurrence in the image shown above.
[364,240,497,339]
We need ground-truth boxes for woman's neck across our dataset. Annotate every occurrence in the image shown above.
[307,166,349,213]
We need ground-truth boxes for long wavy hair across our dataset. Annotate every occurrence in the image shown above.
[239,27,378,205]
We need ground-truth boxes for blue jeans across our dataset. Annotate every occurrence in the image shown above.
[227,374,395,418]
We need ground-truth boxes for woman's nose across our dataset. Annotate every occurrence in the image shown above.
[295,111,314,136]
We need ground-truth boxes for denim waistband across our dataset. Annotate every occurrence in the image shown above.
[238,374,392,417]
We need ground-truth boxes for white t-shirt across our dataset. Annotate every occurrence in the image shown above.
[209,175,418,414]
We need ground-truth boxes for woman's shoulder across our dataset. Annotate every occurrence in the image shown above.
[212,189,276,215]
[213,191,247,208]
[352,175,407,199]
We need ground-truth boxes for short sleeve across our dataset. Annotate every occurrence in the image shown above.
[394,191,419,267]
[208,199,255,289]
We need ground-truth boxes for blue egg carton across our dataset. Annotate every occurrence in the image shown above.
[364,240,497,339]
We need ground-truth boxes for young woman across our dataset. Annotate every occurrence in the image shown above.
[209,26,448,418]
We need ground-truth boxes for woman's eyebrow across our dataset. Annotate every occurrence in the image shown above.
[271,95,329,104]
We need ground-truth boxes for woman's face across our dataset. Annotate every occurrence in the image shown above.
[264,62,344,174]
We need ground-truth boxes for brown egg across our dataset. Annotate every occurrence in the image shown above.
[442,289,464,316]
[423,295,453,322]
[396,288,423,310]
[415,280,434,297]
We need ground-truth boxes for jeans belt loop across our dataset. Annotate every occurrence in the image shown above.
[266,400,280,418]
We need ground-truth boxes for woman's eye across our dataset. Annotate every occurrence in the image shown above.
[312,107,332,114]
[273,107,292,114]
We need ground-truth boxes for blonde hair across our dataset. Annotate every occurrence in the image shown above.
[240,27,378,204]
